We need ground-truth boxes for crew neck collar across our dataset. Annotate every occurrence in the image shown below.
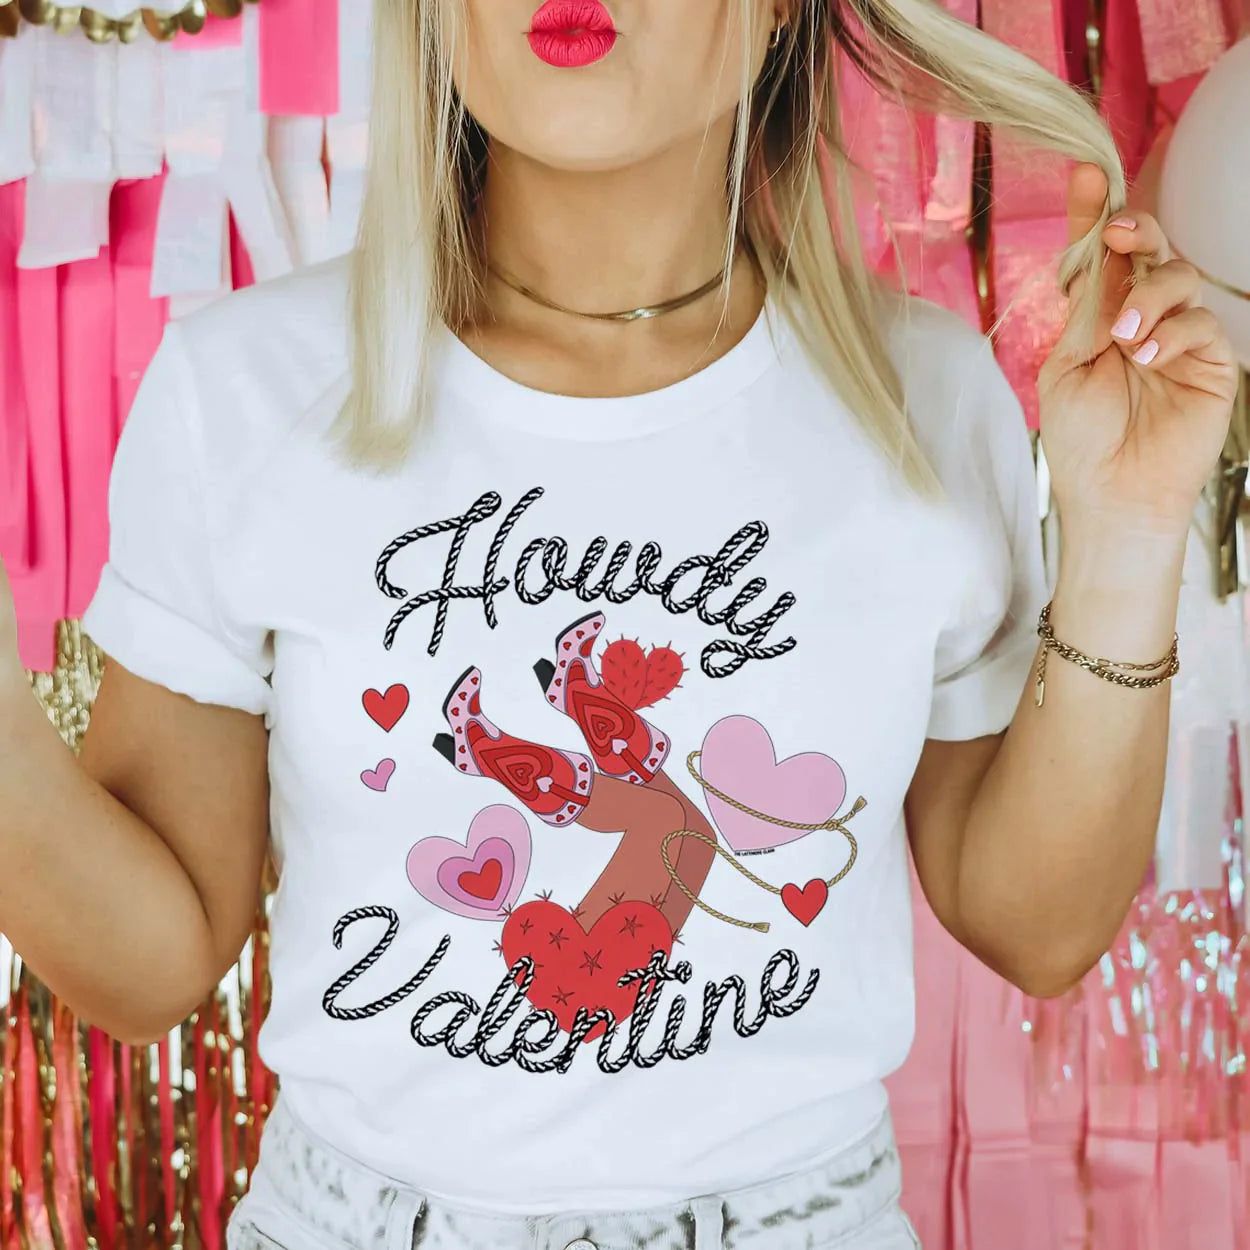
[433,300,785,442]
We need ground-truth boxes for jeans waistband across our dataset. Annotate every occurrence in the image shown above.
[234,1093,903,1250]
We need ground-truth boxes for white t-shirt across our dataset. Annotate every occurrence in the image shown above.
[83,257,1046,1213]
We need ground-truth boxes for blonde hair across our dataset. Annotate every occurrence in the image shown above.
[341,0,1139,488]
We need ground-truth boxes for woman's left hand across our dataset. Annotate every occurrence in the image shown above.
[1038,162,1241,544]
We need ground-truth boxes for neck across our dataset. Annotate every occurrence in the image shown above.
[462,118,765,401]
[479,120,742,317]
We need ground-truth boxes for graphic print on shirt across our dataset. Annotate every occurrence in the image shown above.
[405,804,532,921]
[416,609,862,1033]
[327,490,866,1069]
[372,487,800,678]
[359,684,409,791]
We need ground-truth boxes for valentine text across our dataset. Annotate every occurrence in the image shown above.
[322,906,820,1075]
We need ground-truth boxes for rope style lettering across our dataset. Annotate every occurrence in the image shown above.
[322,907,452,1021]
[321,919,819,1074]
[374,488,798,676]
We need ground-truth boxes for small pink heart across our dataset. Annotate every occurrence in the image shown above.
[407,806,532,921]
[361,759,396,792]
[700,716,846,853]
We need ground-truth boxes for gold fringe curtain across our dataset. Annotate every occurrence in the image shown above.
[14,625,275,1250]
[0,0,256,43]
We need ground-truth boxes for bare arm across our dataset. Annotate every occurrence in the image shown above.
[907,531,1181,998]
[906,172,1241,1000]
[0,563,270,1043]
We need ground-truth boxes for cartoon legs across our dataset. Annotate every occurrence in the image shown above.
[432,613,717,934]
[566,776,692,931]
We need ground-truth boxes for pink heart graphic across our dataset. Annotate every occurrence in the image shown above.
[361,759,396,792]
[406,806,532,921]
[700,716,846,852]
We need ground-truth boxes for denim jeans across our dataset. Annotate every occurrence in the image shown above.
[227,1094,921,1250]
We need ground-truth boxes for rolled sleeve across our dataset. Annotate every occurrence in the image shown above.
[83,566,272,716]
[927,618,1039,741]
[82,322,272,716]
[924,334,1048,742]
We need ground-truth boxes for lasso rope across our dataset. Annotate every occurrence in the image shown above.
[660,751,867,933]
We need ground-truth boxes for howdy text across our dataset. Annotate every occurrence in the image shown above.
[374,487,798,678]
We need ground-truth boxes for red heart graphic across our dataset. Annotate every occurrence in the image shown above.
[501,901,672,1039]
[600,640,685,710]
[457,859,503,902]
[781,879,829,927]
[362,684,409,732]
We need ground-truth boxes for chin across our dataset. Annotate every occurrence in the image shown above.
[522,146,656,175]
[495,119,658,175]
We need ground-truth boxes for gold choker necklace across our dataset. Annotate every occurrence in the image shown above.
[486,260,730,323]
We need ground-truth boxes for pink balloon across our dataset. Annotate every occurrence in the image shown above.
[1159,40,1250,368]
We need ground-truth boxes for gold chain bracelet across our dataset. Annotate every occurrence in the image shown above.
[1034,602,1179,708]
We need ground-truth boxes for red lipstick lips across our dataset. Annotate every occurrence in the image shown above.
[528,0,617,68]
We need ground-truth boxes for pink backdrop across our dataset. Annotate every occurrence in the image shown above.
[1,1,1249,1246]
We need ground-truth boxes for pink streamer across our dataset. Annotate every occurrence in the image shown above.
[158,1035,176,1237]
[1135,0,1230,86]
[0,183,29,575]
[1025,994,1088,1250]
[981,0,1070,222]
[1239,1128,1250,1245]
[195,1012,223,1250]
[1100,0,1157,181]
[250,935,274,1157]
[230,208,258,292]
[13,994,51,1248]
[955,966,1047,1250]
[886,866,962,1250]
[112,178,169,439]
[923,113,975,234]
[88,1027,119,1250]
[1158,1140,1238,1247]
[259,0,340,117]
[0,984,12,1250]
[174,12,245,49]
[50,1005,87,1250]
[1155,75,1210,127]
[9,191,66,672]
[894,231,981,327]
[119,1042,142,1243]
[61,250,117,619]
[989,215,1070,430]
[835,2,980,320]
[1060,0,1094,87]
[1084,1125,1161,1249]
[836,44,898,269]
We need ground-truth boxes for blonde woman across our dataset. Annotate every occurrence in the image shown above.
[0,2,1239,1247]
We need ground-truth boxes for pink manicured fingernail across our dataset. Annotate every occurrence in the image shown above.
[1108,215,1138,229]
[1111,308,1142,339]
[1132,339,1160,365]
